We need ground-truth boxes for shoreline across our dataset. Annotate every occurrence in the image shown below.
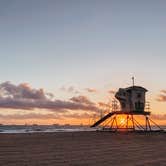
[0,129,165,134]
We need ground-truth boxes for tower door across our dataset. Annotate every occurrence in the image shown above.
[135,101,144,112]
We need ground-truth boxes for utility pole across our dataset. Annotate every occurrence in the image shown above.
[132,76,135,87]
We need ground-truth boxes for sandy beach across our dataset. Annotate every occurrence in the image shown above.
[0,131,165,166]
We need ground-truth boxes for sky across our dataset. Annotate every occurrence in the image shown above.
[0,0,166,125]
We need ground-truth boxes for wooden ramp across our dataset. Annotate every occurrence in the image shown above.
[91,112,115,127]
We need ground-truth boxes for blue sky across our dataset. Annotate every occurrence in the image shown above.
[0,0,166,124]
[0,0,165,88]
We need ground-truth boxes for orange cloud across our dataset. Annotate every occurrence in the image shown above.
[85,88,97,93]
[151,114,166,121]
[156,90,166,102]
[108,90,116,95]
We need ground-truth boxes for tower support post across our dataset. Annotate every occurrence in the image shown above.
[131,115,135,131]
[145,116,151,131]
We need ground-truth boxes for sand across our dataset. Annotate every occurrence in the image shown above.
[0,131,165,166]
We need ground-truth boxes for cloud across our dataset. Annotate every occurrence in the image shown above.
[60,86,79,94]
[0,112,93,120]
[85,88,97,93]
[156,90,166,102]
[0,82,99,112]
[161,90,166,93]
[0,113,60,120]
[151,114,166,121]
[62,112,93,119]
[98,102,111,109]
[108,90,116,95]
[0,82,46,100]
[70,96,95,105]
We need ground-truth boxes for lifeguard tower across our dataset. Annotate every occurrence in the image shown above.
[91,78,163,132]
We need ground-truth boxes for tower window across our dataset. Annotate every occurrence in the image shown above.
[137,93,141,98]
[122,102,126,108]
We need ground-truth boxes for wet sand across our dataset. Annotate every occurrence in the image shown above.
[0,132,165,166]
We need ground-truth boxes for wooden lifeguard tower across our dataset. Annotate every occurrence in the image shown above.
[91,78,163,132]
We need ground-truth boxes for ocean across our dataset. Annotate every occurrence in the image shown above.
[0,125,97,133]
[0,125,165,133]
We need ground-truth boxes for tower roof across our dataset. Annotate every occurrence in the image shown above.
[125,86,148,92]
